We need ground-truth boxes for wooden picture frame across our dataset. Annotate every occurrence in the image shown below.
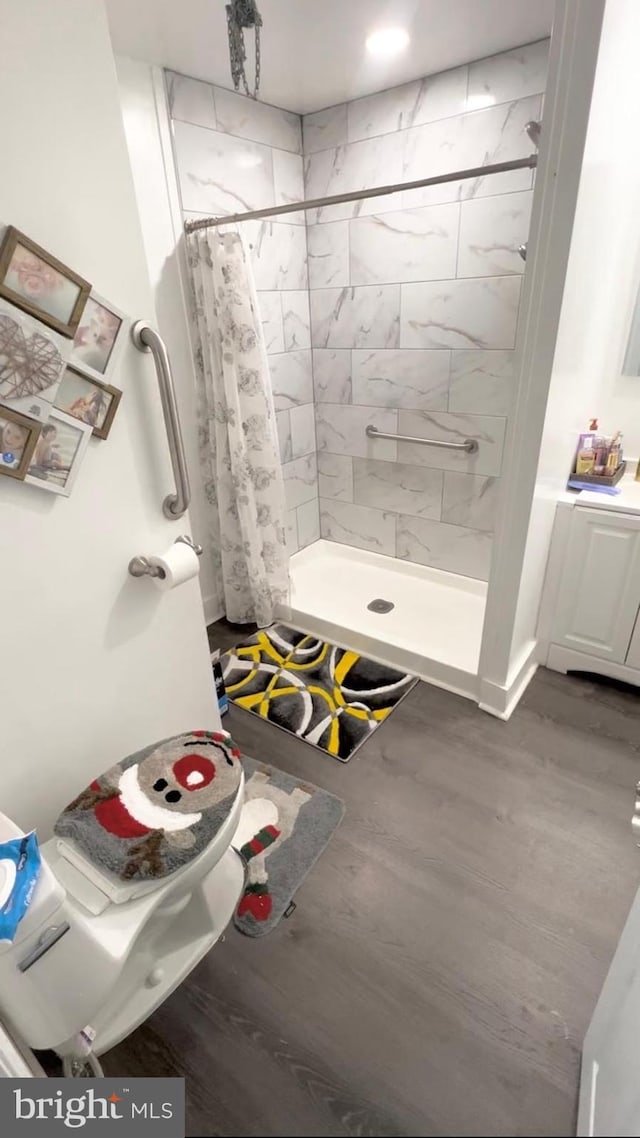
[0,405,42,481]
[54,365,122,440]
[25,408,91,497]
[0,226,90,338]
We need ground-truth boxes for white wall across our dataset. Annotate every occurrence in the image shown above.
[478,0,606,714]
[115,57,224,621]
[0,0,218,832]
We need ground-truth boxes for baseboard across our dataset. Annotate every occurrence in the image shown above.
[203,594,224,627]
[478,639,539,720]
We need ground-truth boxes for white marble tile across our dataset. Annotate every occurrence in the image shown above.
[397,515,492,579]
[397,410,506,476]
[244,221,308,290]
[282,291,310,351]
[257,291,284,354]
[290,403,316,457]
[347,67,468,143]
[350,204,459,285]
[457,190,532,277]
[449,350,514,415]
[467,40,549,108]
[316,405,398,461]
[442,472,499,532]
[213,86,302,153]
[320,498,396,557]
[310,285,401,349]
[307,222,350,289]
[286,507,299,556]
[276,409,292,463]
[318,452,353,501]
[353,458,443,519]
[283,453,318,509]
[312,349,352,403]
[401,277,521,350]
[352,349,449,410]
[303,104,347,154]
[297,499,320,548]
[400,95,539,209]
[166,71,217,129]
[173,122,274,215]
[272,149,305,224]
[303,132,404,222]
[269,349,313,410]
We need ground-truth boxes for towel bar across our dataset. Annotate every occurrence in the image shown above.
[365,424,479,454]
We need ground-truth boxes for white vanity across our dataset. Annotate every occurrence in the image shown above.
[541,475,640,685]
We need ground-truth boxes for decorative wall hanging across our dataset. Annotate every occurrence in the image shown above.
[25,407,91,497]
[226,0,262,99]
[55,365,122,441]
[0,406,41,481]
[0,225,90,338]
[0,299,67,422]
[68,291,126,382]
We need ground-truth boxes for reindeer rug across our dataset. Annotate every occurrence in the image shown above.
[233,756,345,937]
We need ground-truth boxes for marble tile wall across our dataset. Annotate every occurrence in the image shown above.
[304,40,548,580]
[166,71,318,554]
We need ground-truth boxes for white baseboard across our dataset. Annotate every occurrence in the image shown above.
[547,643,640,687]
[478,639,539,720]
[203,594,224,627]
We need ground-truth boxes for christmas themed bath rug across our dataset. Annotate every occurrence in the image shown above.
[223,624,418,762]
[233,756,344,937]
[54,730,243,882]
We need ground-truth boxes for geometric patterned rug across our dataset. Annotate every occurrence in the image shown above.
[222,624,418,762]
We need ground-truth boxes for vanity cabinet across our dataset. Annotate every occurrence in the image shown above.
[545,503,640,684]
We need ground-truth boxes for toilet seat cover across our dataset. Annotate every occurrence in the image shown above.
[54,730,243,883]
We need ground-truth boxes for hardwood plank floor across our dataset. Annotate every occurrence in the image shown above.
[103,625,640,1137]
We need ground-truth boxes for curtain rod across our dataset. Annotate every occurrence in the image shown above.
[184,154,538,233]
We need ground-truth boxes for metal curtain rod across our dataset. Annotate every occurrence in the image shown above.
[184,154,538,233]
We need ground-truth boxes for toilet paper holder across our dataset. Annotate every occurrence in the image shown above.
[128,535,203,579]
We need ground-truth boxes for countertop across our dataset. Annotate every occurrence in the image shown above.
[561,467,640,516]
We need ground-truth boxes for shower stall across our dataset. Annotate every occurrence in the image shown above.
[124,38,549,705]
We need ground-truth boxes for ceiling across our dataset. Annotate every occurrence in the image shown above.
[105,0,555,115]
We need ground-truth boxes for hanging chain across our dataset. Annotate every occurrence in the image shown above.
[225,0,262,100]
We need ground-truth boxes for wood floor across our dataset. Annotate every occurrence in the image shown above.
[103,623,640,1137]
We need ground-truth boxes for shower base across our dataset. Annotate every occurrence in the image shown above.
[278,540,486,702]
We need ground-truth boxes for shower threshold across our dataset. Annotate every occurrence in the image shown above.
[277,539,487,701]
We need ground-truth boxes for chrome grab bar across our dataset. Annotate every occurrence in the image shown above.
[366,424,479,454]
[131,321,191,519]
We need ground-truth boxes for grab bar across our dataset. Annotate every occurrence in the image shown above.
[131,321,191,519]
[366,424,479,454]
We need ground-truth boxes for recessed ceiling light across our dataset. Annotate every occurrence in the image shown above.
[366,28,410,58]
[466,93,496,111]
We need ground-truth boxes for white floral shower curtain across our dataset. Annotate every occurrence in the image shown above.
[187,227,289,626]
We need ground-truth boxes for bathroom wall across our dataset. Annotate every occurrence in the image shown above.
[303,40,548,580]
[165,74,319,555]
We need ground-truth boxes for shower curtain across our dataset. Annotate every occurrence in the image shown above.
[187,227,289,626]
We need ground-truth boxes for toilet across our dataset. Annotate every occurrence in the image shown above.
[0,730,245,1060]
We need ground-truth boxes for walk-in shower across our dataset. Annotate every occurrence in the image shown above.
[166,39,548,701]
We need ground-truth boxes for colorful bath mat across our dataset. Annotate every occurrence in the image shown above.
[233,756,344,936]
[222,624,418,762]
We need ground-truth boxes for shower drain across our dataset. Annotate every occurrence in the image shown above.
[367,598,395,614]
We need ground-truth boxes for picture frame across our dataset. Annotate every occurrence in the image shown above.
[0,298,68,423]
[0,405,41,481]
[68,291,127,382]
[0,226,90,338]
[54,365,122,441]
[25,408,91,497]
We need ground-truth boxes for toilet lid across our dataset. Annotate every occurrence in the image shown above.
[53,730,243,884]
